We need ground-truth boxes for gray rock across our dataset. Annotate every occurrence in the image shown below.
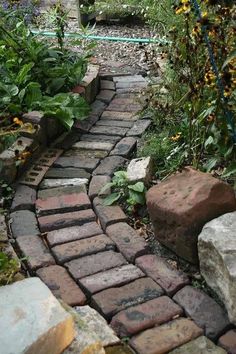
[198,212,236,325]
[38,185,87,200]
[11,185,36,211]
[110,137,137,157]
[93,156,126,176]
[170,336,227,354]
[72,141,114,152]
[0,278,75,354]
[39,178,88,190]
[126,119,151,137]
[54,157,100,172]
[45,168,90,179]
[127,156,152,184]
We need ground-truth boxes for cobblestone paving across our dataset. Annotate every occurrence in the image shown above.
[10,72,234,353]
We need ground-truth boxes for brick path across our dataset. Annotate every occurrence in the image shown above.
[9,73,234,353]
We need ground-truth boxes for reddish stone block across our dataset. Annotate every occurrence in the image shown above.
[106,98,142,113]
[88,175,111,200]
[218,330,236,354]
[93,198,127,230]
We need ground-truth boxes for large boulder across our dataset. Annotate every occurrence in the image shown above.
[198,212,236,325]
[146,167,236,263]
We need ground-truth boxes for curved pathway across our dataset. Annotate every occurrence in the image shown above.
[9,73,233,353]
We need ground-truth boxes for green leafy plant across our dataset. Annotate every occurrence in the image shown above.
[0,251,20,285]
[100,170,146,211]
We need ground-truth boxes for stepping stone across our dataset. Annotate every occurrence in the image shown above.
[126,120,151,137]
[89,175,111,200]
[39,178,88,190]
[38,209,96,232]
[10,185,36,212]
[90,125,128,137]
[101,111,138,122]
[96,120,133,128]
[100,80,115,90]
[45,167,90,179]
[16,235,55,270]
[74,114,100,132]
[0,214,7,242]
[80,134,120,143]
[111,296,183,337]
[90,99,107,117]
[52,234,115,264]
[0,278,75,354]
[36,192,91,216]
[170,336,227,354]
[47,222,103,247]
[110,137,137,157]
[218,329,236,354]
[130,318,203,354]
[38,185,87,200]
[64,148,108,159]
[93,156,126,176]
[135,255,189,296]
[106,98,142,113]
[72,141,114,151]
[66,251,127,281]
[116,81,147,90]
[36,265,86,306]
[91,278,164,320]
[173,286,231,340]
[93,197,127,230]
[97,90,115,103]
[79,264,144,295]
[116,87,145,94]
[54,156,100,172]
[113,75,147,83]
[106,222,149,262]
[10,210,40,238]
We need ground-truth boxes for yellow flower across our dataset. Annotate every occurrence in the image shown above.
[171,132,182,141]
[13,117,23,126]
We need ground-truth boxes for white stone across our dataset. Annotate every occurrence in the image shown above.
[127,156,152,184]
[198,212,236,325]
[0,278,75,354]
[40,178,88,190]
[72,141,114,152]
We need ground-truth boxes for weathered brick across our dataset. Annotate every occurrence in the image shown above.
[39,178,88,190]
[54,156,100,172]
[11,185,36,212]
[0,214,8,242]
[218,329,236,354]
[173,286,231,340]
[66,250,127,280]
[10,210,40,238]
[135,255,189,296]
[96,90,115,103]
[37,185,87,200]
[89,175,111,200]
[80,134,120,144]
[92,278,164,319]
[170,336,227,354]
[111,296,183,337]
[100,80,115,90]
[16,235,55,270]
[38,209,96,232]
[90,125,128,137]
[45,168,90,179]
[93,156,126,176]
[130,318,203,354]
[36,192,91,216]
[113,75,147,84]
[47,222,102,247]
[105,345,135,354]
[126,120,151,137]
[52,234,115,264]
[106,223,149,262]
[64,148,108,159]
[79,264,144,295]
[101,111,138,122]
[97,120,133,128]
[110,137,137,157]
[73,114,99,132]
[72,141,114,152]
[36,265,86,306]
[93,198,127,230]
[106,98,142,113]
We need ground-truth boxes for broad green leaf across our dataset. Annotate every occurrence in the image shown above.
[103,193,121,206]
[16,62,34,85]
[203,157,218,172]
[204,136,214,148]
[114,171,128,179]
[222,162,236,178]
[128,190,146,206]
[99,182,114,195]
[128,182,145,193]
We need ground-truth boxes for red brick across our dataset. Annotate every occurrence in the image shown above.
[79,264,144,295]
[111,296,183,337]
[93,198,127,230]
[106,222,150,262]
[38,209,96,232]
[88,175,111,200]
[218,330,236,354]
[36,265,86,306]
[130,318,203,354]
[16,235,55,270]
[65,250,127,280]
[135,255,189,296]
[52,234,115,264]
[36,192,91,216]
[47,222,103,247]
[91,278,164,320]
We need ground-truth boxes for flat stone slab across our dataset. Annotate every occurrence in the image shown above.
[72,141,114,152]
[90,125,128,137]
[0,278,75,354]
[101,111,138,122]
[106,98,142,113]
[37,185,87,200]
[64,148,108,159]
[93,156,126,176]
[126,120,151,137]
[10,210,40,238]
[16,235,55,270]
[173,286,231,340]
[89,175,111,200]
[39,178,88,190]
[11,185,36,212]
[66,250,127,280]
[130,318,203,354]
[47,222,103,247]
[36,192,91,216]
[97,120,133,128]
[52,234,115,264]
[81,134,120,144]
[38,209,96,232]
[113,75,147,83]
[45,168,90,179]
[135,255,189,296]
[54,156,100,172]
[96,90,115,103]
[111,296,183,337]
[0,214,8,242]
[37,265,86,306]
[110,137,137,157]
[218,329,236,354]
[92,277,164,319]
[100,80,115,90]
[93,198,127,230]
[79,264,144,295]
[106,223,150,262]
[170,336,227,354]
